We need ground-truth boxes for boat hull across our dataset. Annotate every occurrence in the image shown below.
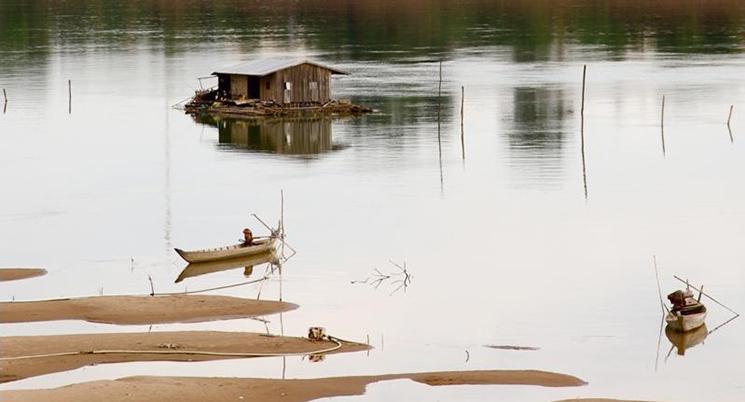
[175,250,279,282]
[175,238,278,264]
[665,311,706,332]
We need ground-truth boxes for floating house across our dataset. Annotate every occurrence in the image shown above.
[213,57,348,105]
[184,57,371,117]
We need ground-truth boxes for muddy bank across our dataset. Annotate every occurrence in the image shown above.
[0,268,47,282]
[0,331,367,383]
[0,294,296,325]
[0,370,586,401]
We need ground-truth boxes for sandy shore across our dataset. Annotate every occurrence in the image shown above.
[0,294,296,325]
[0,331,368,383]
[0,370,586,401]
[0,268,47,282]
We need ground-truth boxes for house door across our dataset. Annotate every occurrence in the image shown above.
[248,77,260,99]
[283,82,292,104]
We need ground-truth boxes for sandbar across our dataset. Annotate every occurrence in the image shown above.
[0,268,47,282]
[0,331,367,383]
[0,294,296,325]
[0,369,586,401]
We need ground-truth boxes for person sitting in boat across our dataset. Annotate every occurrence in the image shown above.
[242,228,254,246]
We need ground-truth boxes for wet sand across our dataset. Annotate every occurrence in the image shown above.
[484,344,540,351]
[556,399,656,402]
[0,370,586,401]
[0,268,47,282]
[0,294,297,325]
[0,331,367,383]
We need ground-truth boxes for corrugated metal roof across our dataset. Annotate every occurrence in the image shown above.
[212,57,348,76]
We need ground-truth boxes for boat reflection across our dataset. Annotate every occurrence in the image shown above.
[194,115,344,156]
[665,324,708,356]
[175,251,279,283]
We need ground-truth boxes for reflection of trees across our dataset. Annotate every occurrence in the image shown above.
[2,0,744,62]
[196,115,338,156]
[0,2,50,78]
[503,87,572,187]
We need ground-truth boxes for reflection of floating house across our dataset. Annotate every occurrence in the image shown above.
[214,58,347,104]
[184,57,372,116]
[195,115,341,156]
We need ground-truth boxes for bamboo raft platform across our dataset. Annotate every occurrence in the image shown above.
[184,89,372,118]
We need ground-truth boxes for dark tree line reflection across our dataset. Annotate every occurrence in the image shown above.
[3,0,745,64]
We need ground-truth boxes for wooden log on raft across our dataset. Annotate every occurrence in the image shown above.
[184,93,372,117]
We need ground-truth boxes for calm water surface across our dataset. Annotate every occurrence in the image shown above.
[1,1,745,401]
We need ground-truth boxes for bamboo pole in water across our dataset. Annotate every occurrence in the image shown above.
[653,256,668,314]
[68,80,72,114]
[2,88,6,103]
[672,275,739,316]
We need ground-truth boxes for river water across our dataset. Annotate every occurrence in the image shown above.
[1,1,744,401]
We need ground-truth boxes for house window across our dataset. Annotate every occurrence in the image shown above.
[283,82,292,104]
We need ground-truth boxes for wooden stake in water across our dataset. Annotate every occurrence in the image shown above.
[727,105,734,126]
[460,86,465,161]
[437,61,443,194]
[660,95,666,156]
[2,88,6,103]
[578,65,589,199]
[147,274,155,296]
[581,117,588,200]
[68,80,72,114]
[581,65,586,117]
[438,61,442,99]
[579,66,588,200]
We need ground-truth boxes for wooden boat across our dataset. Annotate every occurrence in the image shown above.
[665,288,707,332]
[175,250,279,282]
[175,237,278,264]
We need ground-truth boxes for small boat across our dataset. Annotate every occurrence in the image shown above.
[175,237,278,264]
[175,250,279,282]
[665,287,707,332]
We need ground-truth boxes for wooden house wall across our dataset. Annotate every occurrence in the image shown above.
[259,64,332,104]
[230,74,248,98]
